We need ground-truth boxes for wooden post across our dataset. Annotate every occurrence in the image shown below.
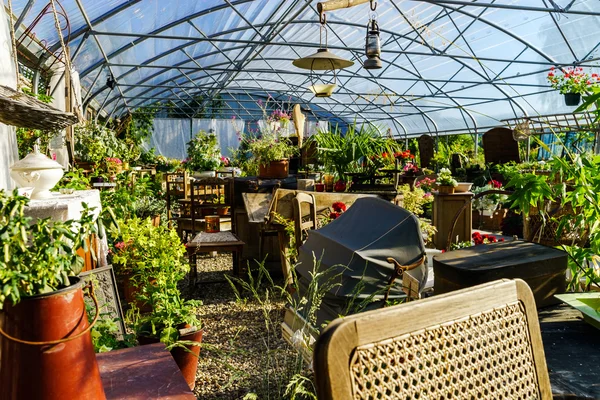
[317,0,370,13]
[432,191,473,249]
[64,49,75,167]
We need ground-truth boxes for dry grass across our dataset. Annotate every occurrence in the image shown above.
[185,253,305,400]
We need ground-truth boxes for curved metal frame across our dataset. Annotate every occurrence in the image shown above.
[11,0,595,132]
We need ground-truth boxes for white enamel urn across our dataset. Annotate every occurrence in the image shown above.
[10,145,64,200]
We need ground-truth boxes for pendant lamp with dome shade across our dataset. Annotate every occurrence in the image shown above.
[292,12,354,98]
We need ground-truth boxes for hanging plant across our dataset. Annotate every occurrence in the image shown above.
[547,67,600,106]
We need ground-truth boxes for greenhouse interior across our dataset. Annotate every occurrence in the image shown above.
[1,0,600,398]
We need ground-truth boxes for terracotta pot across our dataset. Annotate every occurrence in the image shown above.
[315,183,325,192]
[334,180,347,192]
[138,326,203,390]
[0,277,106,400]
[151,214,161,227]
[438,185,455,194]
[120,274,154,312]
[216,206,230,216]
[258,160,289,179]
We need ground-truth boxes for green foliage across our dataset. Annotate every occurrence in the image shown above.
[437,168,457,187]
[138,147,158,165]
[0,190,97,308]
[228,135,259,176]
[127,108,156,146]
[87,299,136,353]
[110,217,187,283]
[505,173,553,216]
[111,216,200,348]
[247,133,297,166]
[431,134,483,171]
[75,121,127,165]
[397,184,431,216]
[132,196,166,220]
[309,122,400,179]
[15,127,51,159]
[133,286,202,348]
[284,374,317,400]
[14,90,54,158]
[55,168,90,190]
[185,130,222,171]
[100,173,162,228]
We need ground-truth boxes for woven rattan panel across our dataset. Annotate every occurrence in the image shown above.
[350,302,540,399]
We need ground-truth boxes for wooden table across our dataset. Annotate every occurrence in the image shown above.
[538,304,600,399]
[97,343,196,399]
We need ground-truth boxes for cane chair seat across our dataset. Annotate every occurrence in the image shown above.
[313,279,552,400]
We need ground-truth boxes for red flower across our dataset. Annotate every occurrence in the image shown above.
[330,212,340,220]
[332,202,347,212]
[489,180,502,188]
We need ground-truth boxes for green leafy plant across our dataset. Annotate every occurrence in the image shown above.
[55,168,91,190]
[437,168,458,187]
[0,190,97,308]
[110,217,188,285]
[247,133,297,166]
[75,121,127,165]
[184,130,222,171]
[87,298,136,353]
[309,122,400,179]
[132,196,166,220]
[132,286,202,347]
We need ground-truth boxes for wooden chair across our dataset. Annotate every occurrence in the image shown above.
[313,279,552,400]
[182,177,245,281]
[165,172,189,229]
[292,192,317,254]
[176,177,234,241]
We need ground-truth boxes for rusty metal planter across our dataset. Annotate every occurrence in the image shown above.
[0,277,105,400]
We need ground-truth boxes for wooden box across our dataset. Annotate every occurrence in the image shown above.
[433,240,568,307]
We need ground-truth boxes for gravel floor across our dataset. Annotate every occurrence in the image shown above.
[184,253,309,399]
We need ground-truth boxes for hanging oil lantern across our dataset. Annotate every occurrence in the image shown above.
[364,18,382,69]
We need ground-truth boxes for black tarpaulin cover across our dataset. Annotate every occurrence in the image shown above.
[294,197,426,328]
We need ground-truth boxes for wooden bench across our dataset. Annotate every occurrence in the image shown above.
[97,343,195,399]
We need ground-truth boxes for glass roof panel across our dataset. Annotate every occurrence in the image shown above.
[8,0,600,134]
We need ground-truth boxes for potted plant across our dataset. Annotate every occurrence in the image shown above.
[547,66,599,106]
[111,217,188,308]
[310,123,400,185]
[75,121,127,167]
[132,196,166,226]
[184,130,222,177]
[133,286,203,390]
[0,190,105,399]
[437,168,458,194]
[247,132,297,179]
